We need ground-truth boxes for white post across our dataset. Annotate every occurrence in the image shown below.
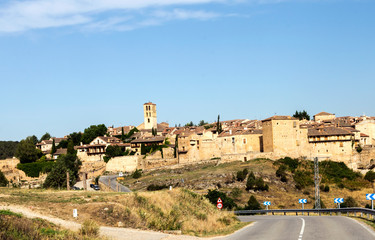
[302,203,304,216]
[372,200,374,210]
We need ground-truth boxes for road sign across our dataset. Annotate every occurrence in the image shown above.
[366,194,375,200]
[217,202,223,209]
[263,201,271,206]
[119,172,123,177]
[217,197,222,203]
[334,198,344,203]
[299,199,307,204]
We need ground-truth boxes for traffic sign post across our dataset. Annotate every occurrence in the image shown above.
[334,198,344,208]
[299,199,307,215]
[263,201,271,214]
[366,194,375,210]
[217,198,223,210]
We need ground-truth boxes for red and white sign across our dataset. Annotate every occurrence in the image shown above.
[217,202,223,209]
[217,197,222,203]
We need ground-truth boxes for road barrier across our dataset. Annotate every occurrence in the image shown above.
[234,207,375,219]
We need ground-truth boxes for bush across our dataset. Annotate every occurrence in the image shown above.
[147,184,168,191]
[340,196,358,208]
[276,157,299,172]
[231,188,242,199]
[245,195,261,210]
[80,220,99,237]
[364,171,375,182]
[205,189,237,210]
[324,185,330,192]
[17,161,55,178]
[0,171,8,187]
[132,169,142,179]
[236,171,245,181]
[254,177,269,191]
[243,168,249,177]
[293,170,314,189]
[246,171,256,190]
[320,161,360,183]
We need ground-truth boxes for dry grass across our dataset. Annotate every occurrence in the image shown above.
[80,220,99,237]
[0,188,247,237]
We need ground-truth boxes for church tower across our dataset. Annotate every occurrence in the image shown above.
[144,102,157,130]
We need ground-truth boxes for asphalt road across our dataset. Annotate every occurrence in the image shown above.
[99,175,132,192]
[219,215,375,240]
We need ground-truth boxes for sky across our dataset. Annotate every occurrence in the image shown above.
[0,0,374,141]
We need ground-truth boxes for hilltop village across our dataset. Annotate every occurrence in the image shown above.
[29,102,375,178]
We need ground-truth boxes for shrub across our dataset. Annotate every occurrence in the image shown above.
[364,171,375,182]
[80,220,99,237]
[0,171,8,187]
[231,188,242,199]
[246,171,256,190]
[293,170,314,189]
[243,168,249,177]
[254,177,269,191]
[324,185,330,192]
[245,195,261,210]
[17,161,55,178]
[205,189,237,210]
[340,196,358,208]
[147,184,168,191]
[320,161,360,183]
[132,169,142,179]
[303,190,310,195]
[236,171,245,181]
[276,157,299,172]
[280,175,288,183]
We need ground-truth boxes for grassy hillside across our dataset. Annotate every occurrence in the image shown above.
[0,209,102,240]
[0,188,247,237]
[119,158,374,210]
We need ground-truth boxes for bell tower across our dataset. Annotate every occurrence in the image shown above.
[144,102,157,130]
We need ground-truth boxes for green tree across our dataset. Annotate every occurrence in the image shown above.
[29,135,39,145]
[67,140,75,155]
[44,151,81,189]
[356,145,363,153]
[198,120,208,126]
[246,171,256,190]
[0,141,19,160]
[40,133,51,141]
[68,132,82,146]
[152,127,157,136]
[205,189,237,210]
[50,139,57,155]
[81,124,107,144]
[340,196,358,208]
[245,195,261,210]
[185,121,194,127]
[0,170,9,187]
[216,115,223,134]
[121,127,125,140]
[15,137,42,164]
[293,110,310,120]
[364,171,375,182]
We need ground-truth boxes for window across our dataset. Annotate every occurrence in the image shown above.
[232,137,235,143]
[293,121,297,128]
[340,142,343,147]
[148,118,150,123]
[243,139,247,144]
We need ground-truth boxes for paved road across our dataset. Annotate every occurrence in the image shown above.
[219,215,375,240]
[99,175,132,192]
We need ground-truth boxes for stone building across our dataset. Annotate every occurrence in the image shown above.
[313,112,336,122]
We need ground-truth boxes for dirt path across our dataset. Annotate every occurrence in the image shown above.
[0,205,202,240]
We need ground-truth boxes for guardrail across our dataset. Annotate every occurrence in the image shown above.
[235,207,375,218]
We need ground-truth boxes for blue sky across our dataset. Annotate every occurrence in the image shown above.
[0,0,374,141]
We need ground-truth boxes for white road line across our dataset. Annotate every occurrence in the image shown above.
[298,218,305,240]
[348,217,375,238]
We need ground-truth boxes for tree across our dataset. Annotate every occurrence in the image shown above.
[205,189,237,210]
[15,137,42,164]
[216,115,223,134]
[0,141,19,160]
[50,139,57,155]
[364,171,375,182]
[152,127,157,136]
[81,124,107,144]
[246,171,256,190]
[121,127,125,140]
[245,195,261,210]
[44,151,81,189]
[0,170,8,187]
[340,196,358,208]
[29,135,39,145]
[67,140,75,155]
[293,110,310,121]
[185,121,194,127]
[356,145,363,153]
[40,133,51,141]
[198,120,208,126]
[68,132,82,146]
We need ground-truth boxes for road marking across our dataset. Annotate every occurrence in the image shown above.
[348,217,375,238]
[298,218,305,240]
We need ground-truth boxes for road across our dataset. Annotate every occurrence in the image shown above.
[99,175,132,192]
[219,215,375,240]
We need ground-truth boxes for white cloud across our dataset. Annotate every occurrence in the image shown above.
[0,0,293,33]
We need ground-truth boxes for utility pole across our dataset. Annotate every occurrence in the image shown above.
[314,157,321,209]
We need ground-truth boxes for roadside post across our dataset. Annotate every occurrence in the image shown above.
[334,198,344,209]
[263,201,271,215]
[366,194,375,210]
[299,199,307,215]
[73,209,78,218]
[217,198,223,210]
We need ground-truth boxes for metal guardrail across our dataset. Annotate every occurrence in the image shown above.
[235,207,375,217]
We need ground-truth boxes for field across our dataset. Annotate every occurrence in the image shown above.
[119,158,374,210]
[0,188,247,237]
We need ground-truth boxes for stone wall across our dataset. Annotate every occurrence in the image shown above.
[106,156,138,173]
